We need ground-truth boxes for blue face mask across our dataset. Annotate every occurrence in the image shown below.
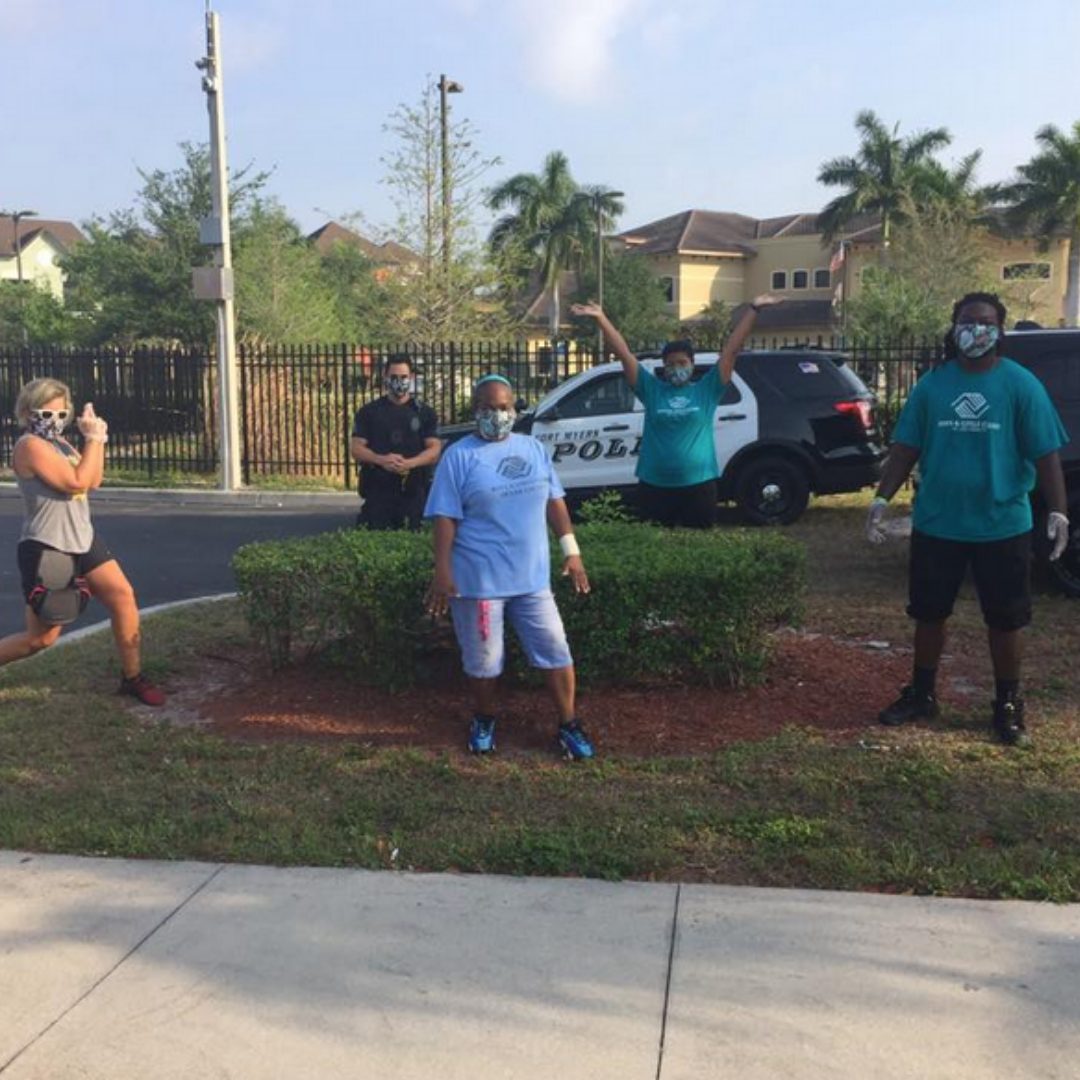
[954,323,999,359]
[476,407,515,441]
[666,365,693,387]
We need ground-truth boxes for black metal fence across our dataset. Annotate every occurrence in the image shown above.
[1,336,940,487]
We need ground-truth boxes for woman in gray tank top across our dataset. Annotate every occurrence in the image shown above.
[0,378,165,706]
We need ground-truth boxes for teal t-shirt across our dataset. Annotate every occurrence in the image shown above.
[892,357,1068,541]
[633,365,726,487]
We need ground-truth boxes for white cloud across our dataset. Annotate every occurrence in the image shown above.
[507,0,648,104]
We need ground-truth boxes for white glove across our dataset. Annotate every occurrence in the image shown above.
[1048,511,1070,562]
[866,496,889,544]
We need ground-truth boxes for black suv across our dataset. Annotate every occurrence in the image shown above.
[1005,329,1080,596]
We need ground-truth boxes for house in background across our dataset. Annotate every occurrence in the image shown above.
[307,221,417,281]
[616,208,1071,337]
[0,216,84,300]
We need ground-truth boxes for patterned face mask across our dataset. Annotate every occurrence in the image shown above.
[954,323,1000,359]
[28,410,69,440]
[665,364,693,387]
[475,407,516,441]
[386,374,413,399]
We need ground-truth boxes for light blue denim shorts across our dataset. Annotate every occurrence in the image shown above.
[450,590,573,678]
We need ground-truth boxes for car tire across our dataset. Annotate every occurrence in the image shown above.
[1044,496,1080,598]
[734,455,811,526]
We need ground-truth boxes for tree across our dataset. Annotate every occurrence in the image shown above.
[0,281,73,347]
[679,300,732,350]
[61,142,269,346]
[999,121,1080,326]
[572,253,676,348]
[817,110,952,248]
[843,198,996,339]
[233,201,343,343]
[488,152,622,336]
[318,241,398,342]
[379,77,505,338]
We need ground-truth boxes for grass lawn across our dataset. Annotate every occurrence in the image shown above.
[2,491,1079,900]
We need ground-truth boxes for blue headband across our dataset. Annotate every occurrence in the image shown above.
[474,374,512,390]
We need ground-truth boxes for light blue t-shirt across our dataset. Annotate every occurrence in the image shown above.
[424,433,566,598]
[633,365,726,487]
[892,357,1068,542]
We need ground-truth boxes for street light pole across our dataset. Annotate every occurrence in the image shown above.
[195,5,242,491]
[438,74,463,272]
[594,191,623,361]
[2,208,39,345]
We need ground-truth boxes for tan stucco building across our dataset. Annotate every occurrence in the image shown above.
[616,209,1071,338]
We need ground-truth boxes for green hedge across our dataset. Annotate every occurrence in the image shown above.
[232,523,804,689]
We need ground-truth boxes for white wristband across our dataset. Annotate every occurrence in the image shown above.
[559,533,580,557]
[85,434,108,444]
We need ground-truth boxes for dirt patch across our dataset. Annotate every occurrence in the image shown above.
[163,630,986,758]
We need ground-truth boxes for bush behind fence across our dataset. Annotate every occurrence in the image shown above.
[0,336,940,486]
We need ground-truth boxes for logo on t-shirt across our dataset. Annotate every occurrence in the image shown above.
[668,395,690,410]
[951,392,989,420]
[496,455,532,479]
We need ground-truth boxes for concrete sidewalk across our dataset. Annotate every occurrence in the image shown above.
[1,852,1077,1079]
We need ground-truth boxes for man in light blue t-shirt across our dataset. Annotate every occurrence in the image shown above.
[866,292,1070,747]
[572,295,781,527]
[425,375,595,761]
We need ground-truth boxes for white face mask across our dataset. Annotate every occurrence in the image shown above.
[386,374,413,399]
[954,323,1000,359]
[475,407,516,441]
[28,409,69,440]
[665,364,693,387]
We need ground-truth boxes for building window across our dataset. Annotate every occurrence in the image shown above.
[813,268,830,288]
[792,269,809,289]
[771,270,787,290]
[1002,262,1051,281]
[659,275,675,304]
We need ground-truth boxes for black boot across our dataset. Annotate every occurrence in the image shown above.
[878,685,939,726]
[992,698,1030,747]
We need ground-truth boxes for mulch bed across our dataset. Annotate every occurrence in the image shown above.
[177,631,984,758]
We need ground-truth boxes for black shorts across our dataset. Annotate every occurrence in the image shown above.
[638,479,718,529]
[907,529,1032,631]
[17,535,114,604]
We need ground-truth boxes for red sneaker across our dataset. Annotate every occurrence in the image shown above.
[119,673,166,707]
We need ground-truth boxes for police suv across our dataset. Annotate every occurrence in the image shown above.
[445,349,885,525]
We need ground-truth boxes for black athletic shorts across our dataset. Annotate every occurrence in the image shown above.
[17,535,113,604]
[639,479,718,529]
[907,529,1032,631]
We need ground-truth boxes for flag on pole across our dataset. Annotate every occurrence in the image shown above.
[829,241,846,275]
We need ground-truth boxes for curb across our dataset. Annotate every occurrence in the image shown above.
[0,483,357,510]
[47,592,238,648]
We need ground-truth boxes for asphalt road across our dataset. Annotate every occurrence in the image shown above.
[0,499,354,637]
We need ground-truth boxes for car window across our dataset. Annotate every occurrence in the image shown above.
[554,373,637,419]
[749,355,849,399]
[1020,351,1080,404]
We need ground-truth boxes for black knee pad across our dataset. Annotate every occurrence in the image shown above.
[27,550,91,626]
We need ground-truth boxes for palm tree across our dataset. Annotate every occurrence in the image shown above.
[816,110,952,249]
[999,122,1080,326]
[488,153,621,336]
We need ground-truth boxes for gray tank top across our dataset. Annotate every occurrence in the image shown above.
[16,437,95,553]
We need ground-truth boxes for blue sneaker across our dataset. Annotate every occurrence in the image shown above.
[557,721,595,761]
[468,714,497,755]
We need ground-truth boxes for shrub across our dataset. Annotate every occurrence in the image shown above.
[233,522,804,688]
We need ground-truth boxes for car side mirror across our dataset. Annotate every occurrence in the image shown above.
[535,406,559,423]
[515,397,528,412]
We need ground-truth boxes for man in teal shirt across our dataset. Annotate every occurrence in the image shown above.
[867,292,1070,746]
[572,295,780,527]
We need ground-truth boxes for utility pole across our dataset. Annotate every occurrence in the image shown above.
[194,4,242,491]
[438,74,463,272]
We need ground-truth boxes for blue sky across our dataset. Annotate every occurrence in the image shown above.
[6,0,1080,240]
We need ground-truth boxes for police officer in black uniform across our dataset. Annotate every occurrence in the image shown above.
[350,355,441,530]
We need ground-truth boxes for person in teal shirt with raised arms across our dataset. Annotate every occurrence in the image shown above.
[572,295,781,527]
[867,292,1070,746]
